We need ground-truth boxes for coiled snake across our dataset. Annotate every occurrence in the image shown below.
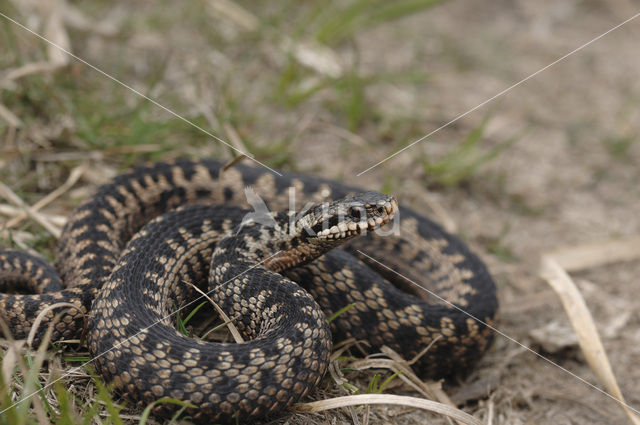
[0,159,497,422]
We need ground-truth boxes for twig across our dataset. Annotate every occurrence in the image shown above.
[5,163,86,229]
[0,103,22,127]
[183,281,245,343]
[0,205,66,227]
[0,182,61,238]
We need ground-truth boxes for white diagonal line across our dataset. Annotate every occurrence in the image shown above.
[0,11,282,177]
[355,249,640,416]
[0,250,282,415]
[356,11,640,176]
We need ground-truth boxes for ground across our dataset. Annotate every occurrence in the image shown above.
[1,0,639,424]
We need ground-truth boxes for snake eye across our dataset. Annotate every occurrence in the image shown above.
[376,206,385,215]
[348,207,363,220]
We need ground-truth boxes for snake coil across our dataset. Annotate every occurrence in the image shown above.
[0,159,497,422]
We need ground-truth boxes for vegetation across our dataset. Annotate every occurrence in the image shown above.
[0,0,518,423]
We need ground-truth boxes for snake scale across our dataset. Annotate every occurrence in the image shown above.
[0,158,498,422]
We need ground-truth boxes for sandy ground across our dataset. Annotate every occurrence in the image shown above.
[2,0,640,424]
[365,2,640,424]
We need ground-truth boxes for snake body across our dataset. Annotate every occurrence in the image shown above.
[0,159,497,422]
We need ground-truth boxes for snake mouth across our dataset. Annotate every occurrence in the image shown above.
[314,197,398,239]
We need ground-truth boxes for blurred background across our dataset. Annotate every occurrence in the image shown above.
[1,1,640,424]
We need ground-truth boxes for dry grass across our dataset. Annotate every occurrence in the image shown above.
[2,0,640,424]
[540,252,640,425]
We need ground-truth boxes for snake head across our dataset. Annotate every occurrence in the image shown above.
[256,191,398,272]
[297,191,398,240]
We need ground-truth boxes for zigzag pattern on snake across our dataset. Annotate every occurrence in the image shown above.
[0,159,498,422]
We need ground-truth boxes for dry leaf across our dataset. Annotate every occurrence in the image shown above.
[292,394,483,425]
[540,255,640,425]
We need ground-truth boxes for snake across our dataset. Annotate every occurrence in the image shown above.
[0,158,498,422]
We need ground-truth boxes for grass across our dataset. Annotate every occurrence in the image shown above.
[310,0,446,46]
[174,301,208,337]
[333,368,402,396]
[327,303,355,323]
[1,341,201,425]
[0,333,123,425]
[418,116,521,187]
[0,0,518,424]
[365,371,403,394]
[481,223,518,262]
[604,135,637,161]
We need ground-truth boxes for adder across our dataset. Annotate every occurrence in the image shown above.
[0,158,498,422]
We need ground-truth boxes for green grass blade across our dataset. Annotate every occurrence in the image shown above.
[327,304,355,323]
[139,398,196,425]
[376,370,403,393]
[182,301,209,328]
